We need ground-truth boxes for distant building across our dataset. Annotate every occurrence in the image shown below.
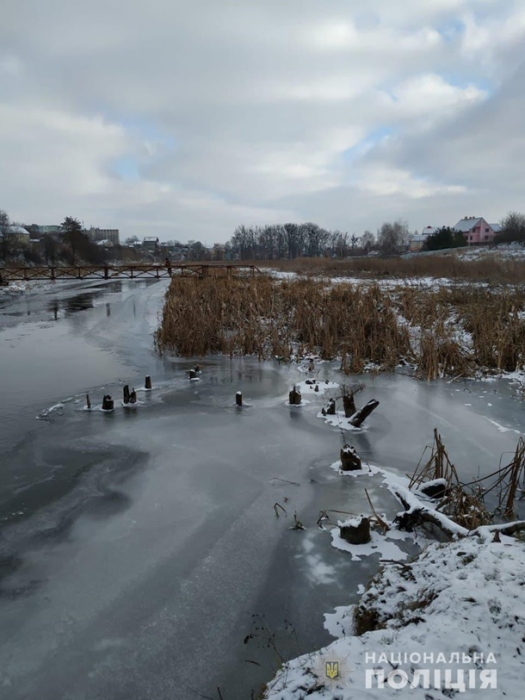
[37,225,61,235]
[142,237,160,252]
[453,217,499,245]
[87,228,120,245]
[7,225,30,245]
[409,226,439,252]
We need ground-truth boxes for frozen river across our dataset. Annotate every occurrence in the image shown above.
[0,279,523,699]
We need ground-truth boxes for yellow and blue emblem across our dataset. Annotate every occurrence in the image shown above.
[325,661,340,680]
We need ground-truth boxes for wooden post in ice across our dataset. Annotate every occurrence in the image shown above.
[102,395,114,411]
[289,385,302,405]
[129,388,137,404]
[145,375,152,390]
[123,385,130,404]
[339,516,371,545]
[86,394,91,410]
[194,364,201,373]
[340,444,362,471]
[342,394,357,418]
[322,398,336,415]
[189,369,196,379]
[349,399,379,428]
[236,391,242,407]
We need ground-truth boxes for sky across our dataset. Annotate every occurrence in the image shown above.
[1,0,525,243]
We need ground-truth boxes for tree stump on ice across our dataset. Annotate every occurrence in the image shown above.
[349,399,379,427]
[129,388,137,404]
[418,479,447,500]
[340,516,371,545]
[102,395,114,411]
[236,391,243,407]
[289,386,302,405]
[145,375,152,390]
[326,398,336,415]
[123,385,130,404]
[342,394,357,418]
[340,444,362,471]
[189,369,196,379]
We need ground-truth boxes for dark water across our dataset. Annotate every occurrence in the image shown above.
[0,279,524,699]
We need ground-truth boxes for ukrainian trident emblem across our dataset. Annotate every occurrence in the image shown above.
[325,661,340,680]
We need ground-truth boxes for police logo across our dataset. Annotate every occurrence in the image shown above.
[325,661,340,680]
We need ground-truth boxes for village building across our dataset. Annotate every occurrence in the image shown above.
[409,226,439,252]
[87,227,120,245]
[453,217,501,244]
[6,225,31,245]
[142,236,160,253]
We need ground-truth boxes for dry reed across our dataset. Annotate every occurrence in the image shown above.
[258,255,525,285]
[156,275,525,379]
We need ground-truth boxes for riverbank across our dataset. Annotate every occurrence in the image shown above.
[264,532,525,699]
[264,442,525,699]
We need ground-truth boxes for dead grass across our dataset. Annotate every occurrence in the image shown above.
[155,276,411,368]
[258,255,525,285]
[156,275,525,379]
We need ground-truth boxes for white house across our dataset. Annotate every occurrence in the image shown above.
[409,226,439,252]
[7,225,30,245]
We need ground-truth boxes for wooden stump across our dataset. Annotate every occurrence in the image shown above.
[307,359,315,372]
[340,444,362,471]
[326,398,336,415]
[418,479,447,500]
[102,395,114,411]
[314,384,319,393]
[86,394,91,410]
[236,391,242,407]
[123,385,130,404]
[339,516,371,545]
[194,364,200,373]
[289,386,302,405]
[189,369,196,379]
[145,375,152,390]
[349,399,379,427]
[129,389,137,404]
[342,394,357,418]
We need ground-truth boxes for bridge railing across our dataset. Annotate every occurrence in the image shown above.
[0,263,261,282]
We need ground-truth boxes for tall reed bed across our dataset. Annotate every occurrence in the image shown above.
[397,286,525,377]
[155,276,410,369]
[156,275,525,378]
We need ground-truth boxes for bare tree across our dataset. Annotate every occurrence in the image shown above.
[496,211,525,244]
[361,230,375,253]
[377,220,409,255]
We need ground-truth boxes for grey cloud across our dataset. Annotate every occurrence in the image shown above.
[0,0,524,240]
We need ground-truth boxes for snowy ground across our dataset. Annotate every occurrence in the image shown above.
[457,243,525,261]
[264,461,525,699]
[0,280,28,295]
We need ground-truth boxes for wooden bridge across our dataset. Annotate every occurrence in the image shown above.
[0,263,261,283]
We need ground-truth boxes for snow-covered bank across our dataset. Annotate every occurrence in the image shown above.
[0,280,28,295]
[264,533,525,699]
[264,450,525,699]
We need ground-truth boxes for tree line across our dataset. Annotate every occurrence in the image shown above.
[225,221,412,260]
[0,211,130,265]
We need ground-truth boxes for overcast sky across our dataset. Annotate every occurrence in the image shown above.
[1,1,524,243]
